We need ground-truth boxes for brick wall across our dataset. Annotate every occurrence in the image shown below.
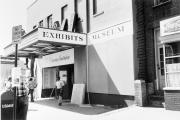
[135,0,180,82]
[135,0,147,81]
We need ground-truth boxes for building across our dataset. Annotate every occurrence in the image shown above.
[134,0,180,107]
[4,0,142,107]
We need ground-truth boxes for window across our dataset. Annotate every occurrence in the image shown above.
[39,20,43,27]
[61,5,68,23]
[154,0,171,6]
[47,15,53,28]
[92,0,104,16]
[93,0,97,15]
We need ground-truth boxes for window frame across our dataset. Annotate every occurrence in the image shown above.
[92,0,104,17]
[47,15,53,28]
[61,5,68,23]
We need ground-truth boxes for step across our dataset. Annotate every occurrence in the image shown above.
[148,94,164,107]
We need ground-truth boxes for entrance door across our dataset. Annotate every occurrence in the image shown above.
[155,29,165,90]
[58,64,74,100]
[157,45,165,90]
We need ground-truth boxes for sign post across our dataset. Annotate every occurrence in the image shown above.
[12,25,22,67]
[12,25,22,120]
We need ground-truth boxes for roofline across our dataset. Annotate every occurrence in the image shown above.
[27,0,38,10]
[4,43,13,49]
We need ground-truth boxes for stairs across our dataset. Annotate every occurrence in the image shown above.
[148,91,165,107]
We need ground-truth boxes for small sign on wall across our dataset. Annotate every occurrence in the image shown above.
[160,15,180,37]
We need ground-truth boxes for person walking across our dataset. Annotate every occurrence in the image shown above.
[27,78,37,102]
[5,76,12,90]
[56,77,65,106]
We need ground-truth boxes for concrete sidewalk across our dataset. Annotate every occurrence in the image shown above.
[27,98,116,120]
[94,106,180,120]
[27,99,180,120]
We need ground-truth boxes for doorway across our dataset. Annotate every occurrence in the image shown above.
[57,64,74,100]
[154,29,165,90]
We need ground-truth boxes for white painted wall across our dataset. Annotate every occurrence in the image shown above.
[88,0,135,96]
[89,0,133,32]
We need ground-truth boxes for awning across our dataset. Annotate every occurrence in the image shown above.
[160,33,180,44]
[4,28,87,57]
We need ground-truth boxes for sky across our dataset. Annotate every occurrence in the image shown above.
[0,0,35,55]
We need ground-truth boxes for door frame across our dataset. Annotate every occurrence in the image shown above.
[154,28,165,90]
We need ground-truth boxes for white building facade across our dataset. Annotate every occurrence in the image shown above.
[4,0,137,106]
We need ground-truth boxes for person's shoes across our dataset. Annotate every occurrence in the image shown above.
[58,103,62,106]
[31,100,34,102]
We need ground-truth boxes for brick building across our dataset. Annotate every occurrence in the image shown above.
[135,0,180,107]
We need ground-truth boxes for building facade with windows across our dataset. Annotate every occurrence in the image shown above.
[135,0,180,107]
[4,0,148,106]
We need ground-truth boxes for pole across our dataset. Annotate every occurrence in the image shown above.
[15,44,18,67]
[14,44,18,120]
[13,87,17,120]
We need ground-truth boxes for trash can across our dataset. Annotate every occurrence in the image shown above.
[1,90,15,120]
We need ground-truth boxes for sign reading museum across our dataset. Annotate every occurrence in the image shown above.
[88,20,133,44]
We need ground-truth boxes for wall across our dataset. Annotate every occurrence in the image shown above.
[134,0,147,81]
[144,0,180,82]
[88,0,133,32]
[74,47,87,84]
[27,0,87,33]
[88,0,135,96]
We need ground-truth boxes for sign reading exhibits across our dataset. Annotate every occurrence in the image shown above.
[38,28,87,45]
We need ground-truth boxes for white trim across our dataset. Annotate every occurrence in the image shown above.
[154,28,161,90]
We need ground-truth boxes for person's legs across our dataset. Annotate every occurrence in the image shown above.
[16,96,29,120]
[30,89,34,102]
[58,88,63,106]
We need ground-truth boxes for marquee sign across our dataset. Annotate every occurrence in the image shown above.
[38,28,86,45]
[160,15,180,37]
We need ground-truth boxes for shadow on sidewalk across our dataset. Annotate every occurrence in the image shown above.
[32,98,117,115]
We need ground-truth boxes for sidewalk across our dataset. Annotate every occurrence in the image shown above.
[94,106,180,120]
[27,98,116,120]
[27,98,180,120]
